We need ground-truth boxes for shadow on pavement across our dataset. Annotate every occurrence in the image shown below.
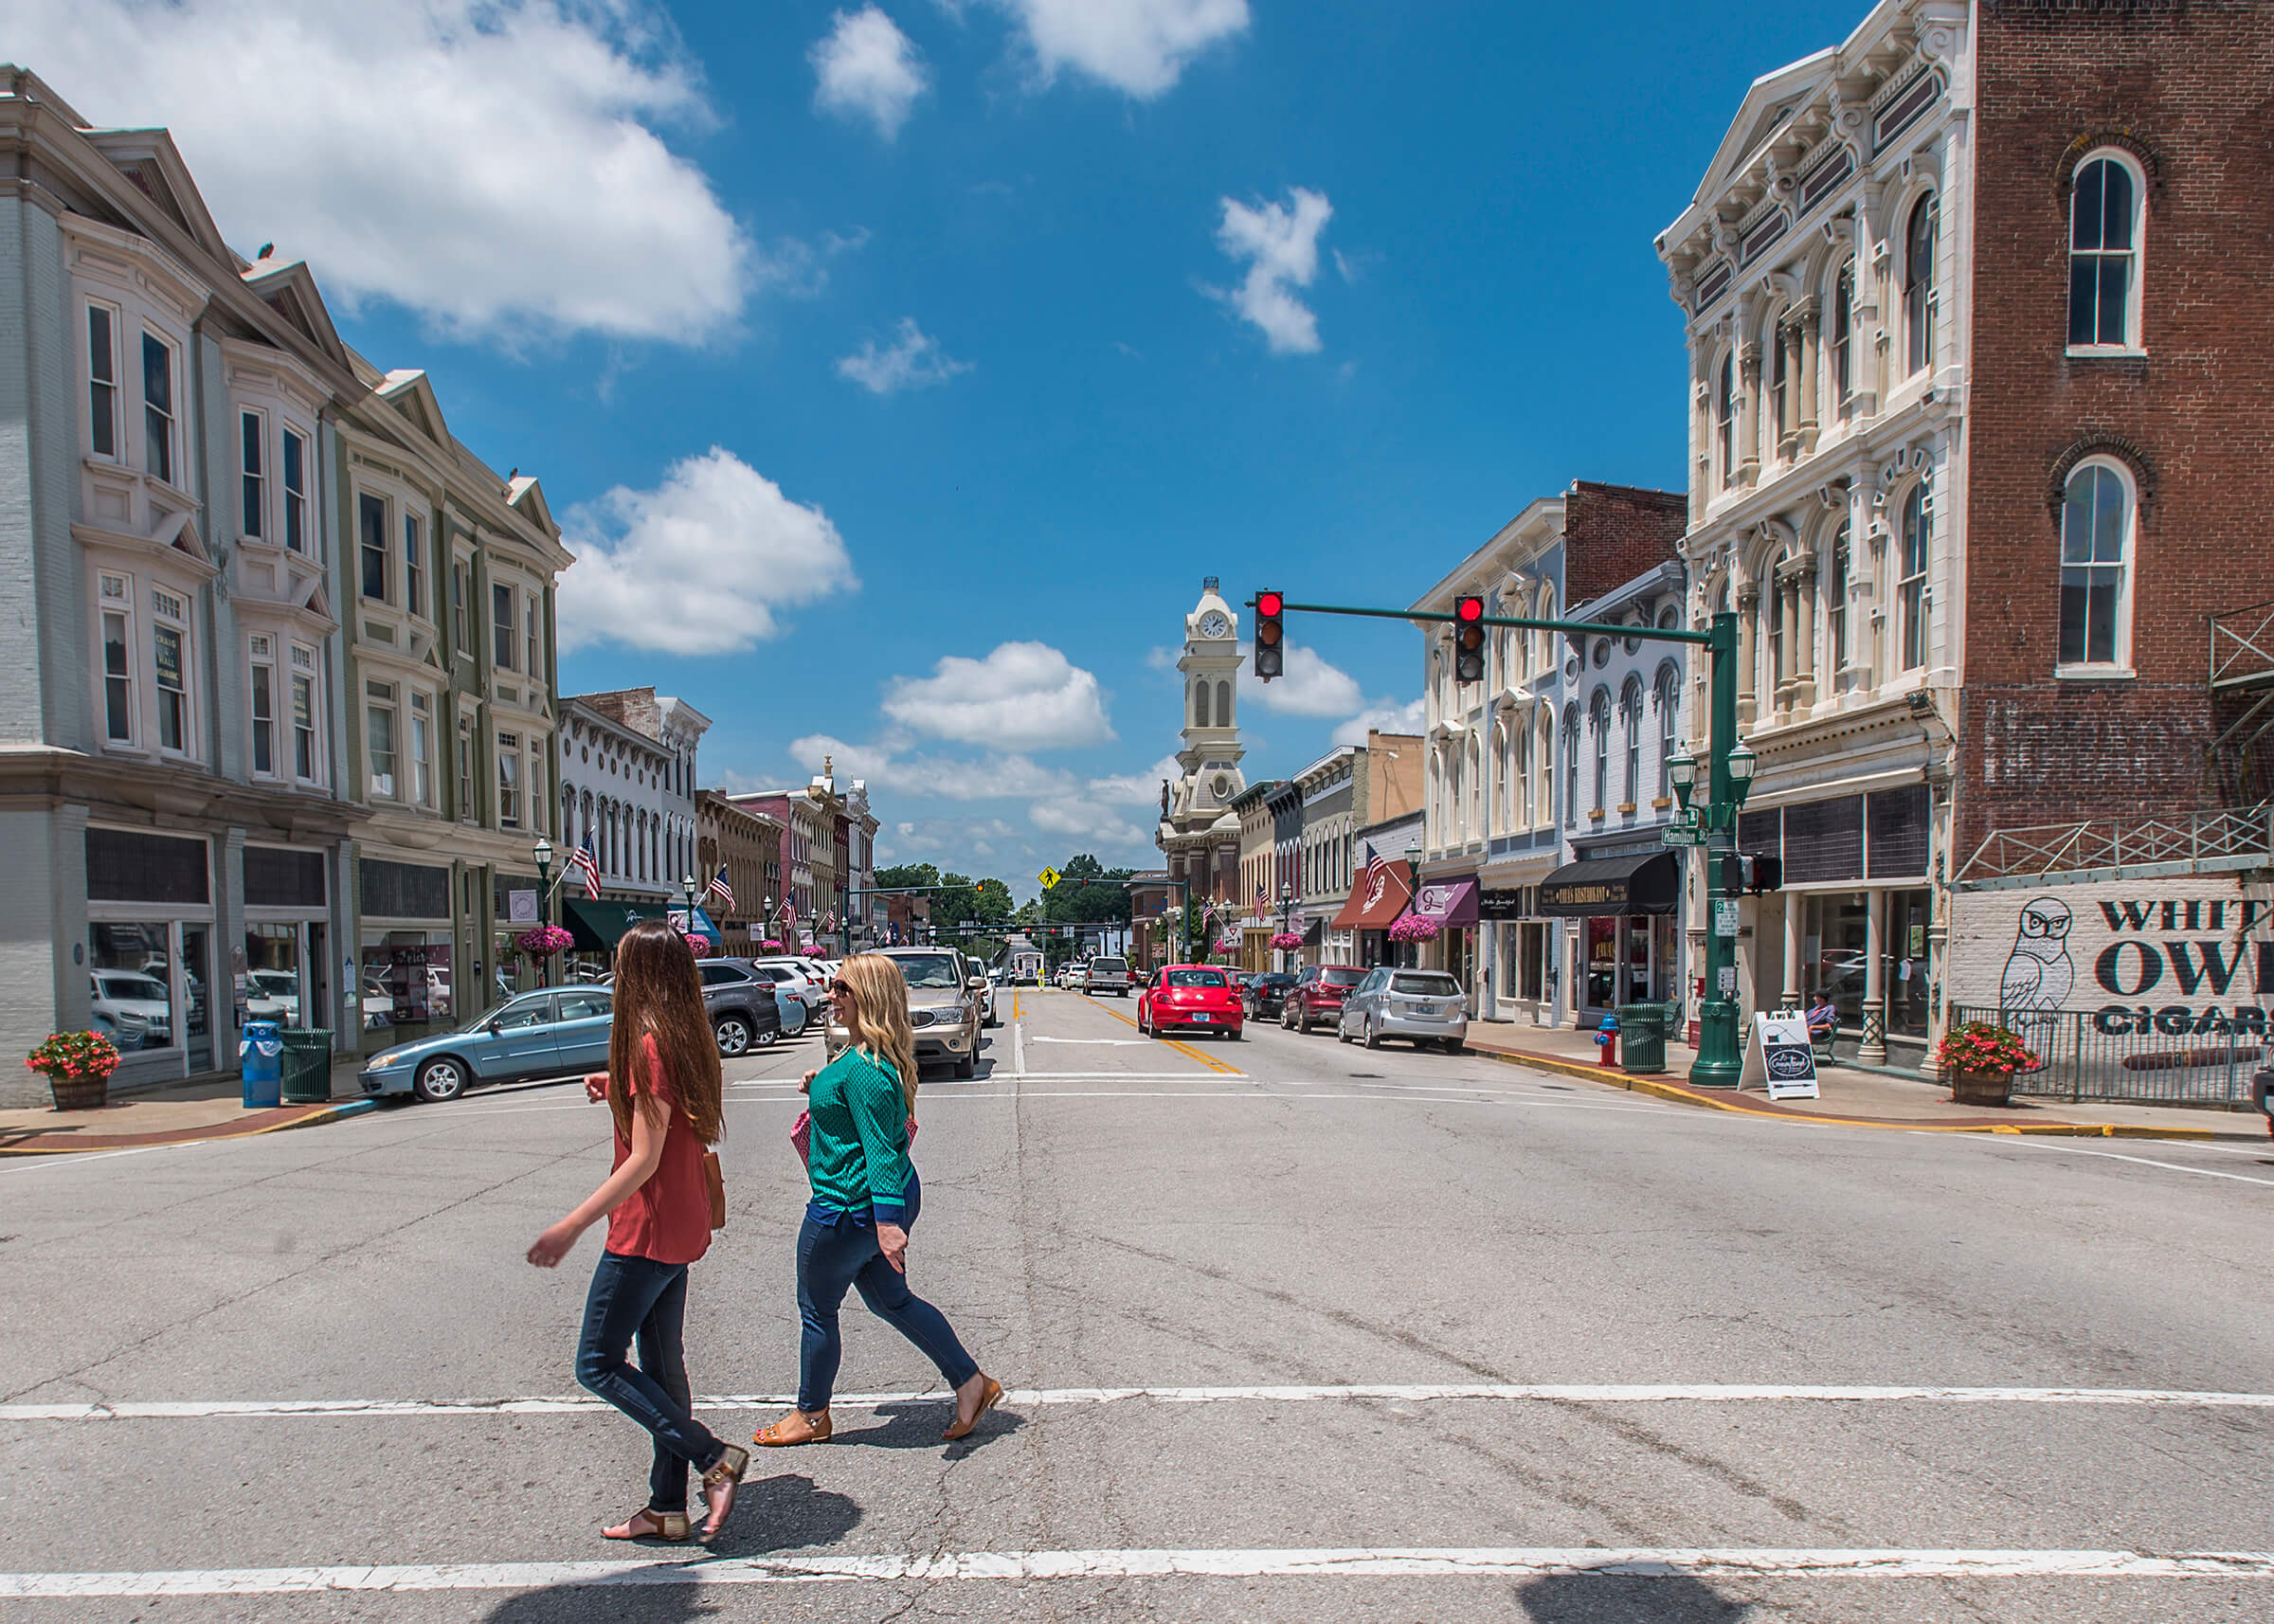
[833,1399,1027,1455]
[479,1584,704,1624]
[1518,1572,1755,1622]
[708,1469,862,1555]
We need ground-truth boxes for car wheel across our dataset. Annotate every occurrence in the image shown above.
[412,1056,466,1103]
[1363,1019,1383,1051]
[1298,1007,1312,1035]
[1281,1006,1295,1030]
[953,1053,977,1080]
[1225,1025,1241,1041]
[781,1005,807,1038]
[714,1016,751,1057]
[750,1025,779,1049]
[1337,1020,1353,1044]
[1442,1038,1465,1055]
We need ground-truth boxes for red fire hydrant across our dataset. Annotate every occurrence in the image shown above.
[1595,1015,1619,1069]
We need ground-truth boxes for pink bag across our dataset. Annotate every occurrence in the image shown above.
[789,1110,812,1165]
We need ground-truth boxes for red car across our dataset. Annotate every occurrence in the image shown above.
[1138,965,1245,1040]
[1281,964,1367,1034]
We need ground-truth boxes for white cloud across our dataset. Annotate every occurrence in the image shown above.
[1211,186,1332,354]
[1242,642,1363,717]
[812,6,929,139]
[989,0,1248,97]
[1029,794,1148,848]
[558,448,857,656]
[1088,754,1183,804]
[11,0,755,344]
[1331,697,1426,747]
[787,734,1075,801]
[883,642,1113,749]
[837,317,974,394]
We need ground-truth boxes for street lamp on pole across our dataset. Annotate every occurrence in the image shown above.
[1275,882,1293,972]
[532,838,553,987]
[681,873,700,954]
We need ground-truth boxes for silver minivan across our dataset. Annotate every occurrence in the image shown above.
[1336,967,1469,1053]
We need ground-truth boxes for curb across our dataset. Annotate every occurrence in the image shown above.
[1472,1045,2255,1142]
[0,1096,379,1158]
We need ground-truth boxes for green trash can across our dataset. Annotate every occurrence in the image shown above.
[278,1029,336,1104]
[1615,1003,1669,1074]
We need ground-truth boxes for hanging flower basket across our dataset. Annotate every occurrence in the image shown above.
[759,939,785,953]
[1270,931,1304,951]
[1389,916,1439,944]
[1933,1021,2037,1107]
[514,925,574,959]
[26,1030,122,1111]
[681,932,713,958]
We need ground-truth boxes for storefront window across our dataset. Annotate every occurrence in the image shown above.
[360,932,453,1047]
[244,922,303,1027]
[89,923,174,1052]
[1888,888,1931,1038]
[180,924,211,1071]
[1585,917,1617,1009]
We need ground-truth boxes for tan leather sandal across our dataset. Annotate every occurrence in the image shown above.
[603,1507,690,1543]
[753,1408,832,1447]
[699,1443,749,1542]
[943,1376,1002,1441]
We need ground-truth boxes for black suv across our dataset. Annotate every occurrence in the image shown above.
[695,960,785,1056]
[1242,971,1297,1020]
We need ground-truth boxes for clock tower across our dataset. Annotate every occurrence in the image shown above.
[1156,579,1248,920]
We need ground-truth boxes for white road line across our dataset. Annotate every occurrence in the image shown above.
[8,1547,2274,1595]
[2009,1140,2274,1188]
[10,1382,2273,1422]
[1012,1011,1024,1075]
[0,1142,206,1174]
[1027,1037,1156,1046]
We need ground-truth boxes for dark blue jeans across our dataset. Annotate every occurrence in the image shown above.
[577,1251,729,1514]
[796,1172,981,1412]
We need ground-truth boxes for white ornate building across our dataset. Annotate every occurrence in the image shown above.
[1654,0,1966,1064]
[1155,579,1248,928]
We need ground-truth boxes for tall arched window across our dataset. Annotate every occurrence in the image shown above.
[1765,550,1788,695]
[1536,585,1558,672]
[1193,682,1210,729]
[1468,736,1484,840]
[1536,705,1554,828]
[1619,677,1644,805]
[1899,483,1931,671]
[1827,521,1850,675]
[1562,704,1579,827]
[1832,261,1855,418]
[1514,717,1531,831]
[1492,720,1511,834]
[2069,154,2141,349]
[2060,460,2133,667]
[1654,667,1680,800]
[1769,314,1790,451]
[1904,194,1939,376]
[1589,690,1612,813]
[1216,680,1231,728]
[1716,352,1736,487]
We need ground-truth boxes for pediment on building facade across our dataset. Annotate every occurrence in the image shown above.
[86,131,232,266]
[152,506,212,567]
[241,260,352,370]
[376,369,451,448]
[506,473,556,535]
[1698,52,1833,205]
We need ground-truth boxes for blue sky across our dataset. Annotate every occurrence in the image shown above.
[23,0,1856,897]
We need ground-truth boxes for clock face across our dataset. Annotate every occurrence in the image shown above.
[1198,611,1230,639]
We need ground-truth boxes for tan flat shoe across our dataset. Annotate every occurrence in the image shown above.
[603,1507,690,1543]
[943,1376,1002,1441]
[699,1443,749,1542]
[753,1407,832,1447]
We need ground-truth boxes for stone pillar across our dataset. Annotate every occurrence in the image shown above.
[1778,318,1803,459]
[1781,892,1803,1009]
[1776,576,1796,713]
[1795,560,1818,709]
[1736,587,1760,726]
[1737,342,1762,487]
[1861,888,1888,1065]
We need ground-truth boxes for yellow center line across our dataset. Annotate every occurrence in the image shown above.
[1090,997,1245,1076]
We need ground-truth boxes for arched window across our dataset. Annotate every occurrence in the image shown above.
[1468,736,1484,840]
[1770,313,1790,450]
[1562,704,1580,827]
[1492,720,1511,833]
[1513,716,1531,830]
[2069,154,2140,349]
[2060,460,2134,667]
[1536,585,1558,673]
[1654,667,1680,801]
[1827,521,1850,675]
[1216,680,1231,728]
[1899,483,1931,671]
[1904,194,1939,376]
[1589,690,1612,813]
[1193,682,1210,729]
[1619,677,1644,805]
[1832,261,1855,418]
[1716,352,1736,487]
[1766,550,1789,694]
[1535,705,1554,827]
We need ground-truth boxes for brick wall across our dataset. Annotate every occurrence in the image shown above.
[1562,481,1687,605]
[1961,1,2274,854]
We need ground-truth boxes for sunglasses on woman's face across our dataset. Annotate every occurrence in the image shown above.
[829,981,852,997]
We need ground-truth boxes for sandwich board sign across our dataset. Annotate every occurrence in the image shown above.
[1741,1010,1820,1100]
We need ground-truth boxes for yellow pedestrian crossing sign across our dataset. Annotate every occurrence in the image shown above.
[1038,867,1061,891]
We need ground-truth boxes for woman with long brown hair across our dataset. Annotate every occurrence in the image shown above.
[754,952,1000,1448]
[527,920,749,1542]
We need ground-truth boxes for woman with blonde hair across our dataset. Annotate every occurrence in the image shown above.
[755,952,1000,1447]
[528,920,749,1543]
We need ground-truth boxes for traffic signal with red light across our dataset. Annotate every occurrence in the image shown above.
[1454,596,1486,683]
[1254,590,1285,681]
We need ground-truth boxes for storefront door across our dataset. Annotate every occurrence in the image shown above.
[180,925,212,1072]
[1584,917,1617,1010]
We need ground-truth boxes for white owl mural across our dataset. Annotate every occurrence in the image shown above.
[1997,896,2074,1069]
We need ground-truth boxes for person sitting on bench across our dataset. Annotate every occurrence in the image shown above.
[1805,998,1838,1048]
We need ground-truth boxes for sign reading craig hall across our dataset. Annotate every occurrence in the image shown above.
[1948,877,2274,1038]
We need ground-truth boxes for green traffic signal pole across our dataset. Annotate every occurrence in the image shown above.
[1262,598,1747,1088]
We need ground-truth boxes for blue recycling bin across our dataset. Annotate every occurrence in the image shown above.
[240,1020,282,1109]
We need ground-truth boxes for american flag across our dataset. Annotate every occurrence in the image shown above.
[707,865,734,911]
[1362,842,1388,893]
[568,836,601,900]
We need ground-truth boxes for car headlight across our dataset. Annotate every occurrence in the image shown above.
[369,1052,404,1070]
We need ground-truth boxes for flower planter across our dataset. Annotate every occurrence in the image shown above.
[45,1072,109,1112]
[1949,1069,2012,1109]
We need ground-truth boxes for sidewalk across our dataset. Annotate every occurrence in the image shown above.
[1464,1021,2270,1143]
[0,1069,377,1157]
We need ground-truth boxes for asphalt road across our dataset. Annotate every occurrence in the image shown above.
[2,985,2271,1622]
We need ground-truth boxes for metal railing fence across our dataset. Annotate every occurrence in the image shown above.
[1949,1005,2265,1106]
[1955,803,2273,887]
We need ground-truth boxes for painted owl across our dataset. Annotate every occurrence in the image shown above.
[1998,896,2073,1067]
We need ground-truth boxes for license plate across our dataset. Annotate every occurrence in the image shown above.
[1410,1003,1437,1016]
[1191,1013,1212,1022]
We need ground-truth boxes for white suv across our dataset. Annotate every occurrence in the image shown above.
[1083,955,1131,998]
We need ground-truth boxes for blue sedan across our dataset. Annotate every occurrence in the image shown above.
[358,987,615,1103]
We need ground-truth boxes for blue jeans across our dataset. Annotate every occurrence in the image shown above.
[577,1251,729,1514]
[796,1172,981,1412]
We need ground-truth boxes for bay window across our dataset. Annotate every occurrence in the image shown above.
[152,587,190,754]
[359,494,388,602]
[366,680,398,800]
[99,572,134,744]
[240,411,266,540]
[88,304,119,459]
[405,514,425,620]
[142,331,175,485]
[410,691,434,807]
[457,713,476,821]
[525,590,539,682]
[291,644,318,782]
[493,583,515,670]
[281,428,309,553]
[497,731,522,829]
[249,634,276,776]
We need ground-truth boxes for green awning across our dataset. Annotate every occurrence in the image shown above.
[560,896,723,951]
